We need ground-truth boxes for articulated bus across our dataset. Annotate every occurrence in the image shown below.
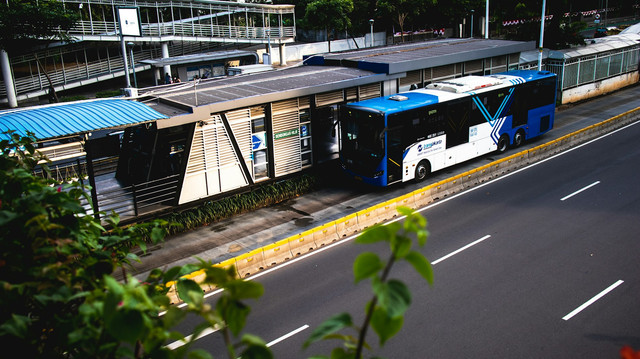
[339,70,557,186]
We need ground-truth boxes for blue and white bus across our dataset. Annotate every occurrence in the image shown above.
[338,70,557,186]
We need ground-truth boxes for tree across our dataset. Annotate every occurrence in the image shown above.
[304,208,433,358]
[302,0,354,51]
[0,0,79,54]
[0,132,271,358]
[0,0,79,103]
[376,0,436,42]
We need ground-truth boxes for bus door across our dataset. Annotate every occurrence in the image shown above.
[387,127,403,184]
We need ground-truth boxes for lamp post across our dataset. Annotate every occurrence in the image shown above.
[369,19,374,47]
[470,9,474,38]
[485,0,489,39]
[127,42,137,88]
[537,0,546,71]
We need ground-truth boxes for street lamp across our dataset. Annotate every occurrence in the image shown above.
[127,42,137,88]
[537,0,546,71]
[470,9,474,38]
[369,19,374,47]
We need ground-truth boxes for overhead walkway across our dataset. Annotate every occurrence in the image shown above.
[1,0,295,106]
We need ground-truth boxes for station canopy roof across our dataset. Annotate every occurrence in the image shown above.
[550,33,640,60]
[304,38,535,74]
[0,99,168,142]
[142,65,388,121]
[140,50,259,67]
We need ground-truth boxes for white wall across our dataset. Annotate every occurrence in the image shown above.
[257,32,386,65]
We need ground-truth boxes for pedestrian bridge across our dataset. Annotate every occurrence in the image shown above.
[0,0,295,105]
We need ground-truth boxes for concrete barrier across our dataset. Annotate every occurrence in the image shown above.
[376,199,397,222]
[262,240,293,266]
[356,206,379,230]
[335,213,359,238]
[475,163,493,183]
[430,180,448,200]
[166,283,179,304]
[313,221,339,246]
[394,192,416,211]
[447,174,464,195]
[412,187,433,208]
[235,248,266,277]
[288,229,317,256]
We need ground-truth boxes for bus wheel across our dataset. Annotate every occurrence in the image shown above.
[513,130,525,147]
[415,161,430,182]
[497,135,509,153]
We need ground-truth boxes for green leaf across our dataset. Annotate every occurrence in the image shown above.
[390,235,412,258]
[186,349,214,359]
[330,347,355,359]
[370,306,403,346]
[304,313,353,348]
[372,279,411,318]
[224,279,264,300]
[240,345,273,359]
[353,252,384,283]
[405,251,433,285]
[356,224,396,244]
[239,334,273,359]
[219,299,251,336]
[106,309,145,343]
[241,333,268,347]
[176,279,204,305]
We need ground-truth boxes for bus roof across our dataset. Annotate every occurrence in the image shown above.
[345,70,555,115]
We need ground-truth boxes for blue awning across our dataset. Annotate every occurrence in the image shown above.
[0,99,168,142]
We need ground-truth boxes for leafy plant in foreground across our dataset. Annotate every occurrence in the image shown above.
[304,207,433,358]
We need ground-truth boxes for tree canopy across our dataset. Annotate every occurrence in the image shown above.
[0,0,79,54]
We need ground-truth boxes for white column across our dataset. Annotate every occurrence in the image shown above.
[278,43,287,66]
[485,0,489,39]
[1,49,18,108]
[162,42,171,78]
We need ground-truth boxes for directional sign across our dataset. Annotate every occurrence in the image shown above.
[252,133,267,151]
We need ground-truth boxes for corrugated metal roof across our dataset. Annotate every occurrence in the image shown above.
[0,99,168,142]
[305,38,534,74]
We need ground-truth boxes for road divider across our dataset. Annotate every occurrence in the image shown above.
[165,106,640,304]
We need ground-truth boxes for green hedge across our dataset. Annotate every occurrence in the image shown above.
[160,174,318,236]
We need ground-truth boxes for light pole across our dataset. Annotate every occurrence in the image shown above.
[485,0,489,39]
[537,0,546,71]
[470,9,474,38]
[369,19,374,47]
[127,42,137,88]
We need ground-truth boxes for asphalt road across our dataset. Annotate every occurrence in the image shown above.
[170,107,640,357]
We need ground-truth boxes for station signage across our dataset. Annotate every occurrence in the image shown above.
[274,128,299,140]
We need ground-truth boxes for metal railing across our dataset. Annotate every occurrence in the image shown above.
[82,174,181,221]
[69,21,295,40]
[547,46,640,90]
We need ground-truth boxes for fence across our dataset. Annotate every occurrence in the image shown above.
[547,45,639,90]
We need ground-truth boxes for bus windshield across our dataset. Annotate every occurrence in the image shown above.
[339,107,385,176]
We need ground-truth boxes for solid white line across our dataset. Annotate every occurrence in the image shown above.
[560,181,601,201]
[165,325,221,350]
[431,235,491,265]
[266,325,310,347]
[562,280,624,321]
